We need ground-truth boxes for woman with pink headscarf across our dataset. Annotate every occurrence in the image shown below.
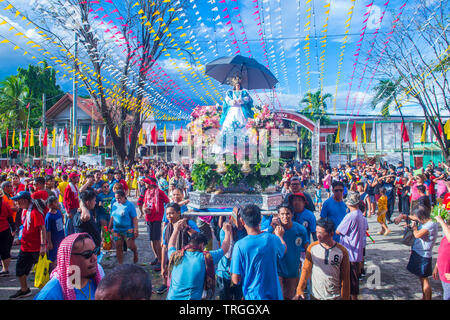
[34,233,104,300]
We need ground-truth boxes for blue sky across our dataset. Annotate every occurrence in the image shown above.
[0,0,446,119]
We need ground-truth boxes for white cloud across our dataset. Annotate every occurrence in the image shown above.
[158,57,204,74]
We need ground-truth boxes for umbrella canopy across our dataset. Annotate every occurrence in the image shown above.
[205,55,278,90]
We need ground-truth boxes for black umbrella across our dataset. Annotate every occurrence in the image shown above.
[205,55,278,90]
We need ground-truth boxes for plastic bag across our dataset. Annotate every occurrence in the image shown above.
[34,254,52,289]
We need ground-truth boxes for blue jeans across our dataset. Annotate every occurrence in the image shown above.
[65,209,77,236]
[442,281,450,300]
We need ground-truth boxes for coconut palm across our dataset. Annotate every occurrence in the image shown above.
[300,90,332,123]
[297,91,332,158]
[0,75,30,129]
[370,78,407,118]
[371,78,409,163]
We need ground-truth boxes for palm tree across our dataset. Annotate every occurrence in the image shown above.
[0,75,30,129]
[370,78,406,118]
[297,91,333,158]
[371,78,408,163]
[300,90,332,124]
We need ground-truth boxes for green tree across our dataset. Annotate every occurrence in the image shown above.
[0,75,30,131]
[370,78,406,119]
[371,78,408,163]
[299,90,332,125]
[17,61,65,128]
[297,91,332,158]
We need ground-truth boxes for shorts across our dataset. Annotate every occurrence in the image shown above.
[146,221,162,241]
[113,229,135,241]
[377,212,386,224]
[369,195,375,203]
[16,250,40,277]
[0,229,13,260]
[407,250,432,278]
[349,262,361,295]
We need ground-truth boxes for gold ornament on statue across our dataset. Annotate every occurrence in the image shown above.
[241,161,251,174]
[216,161,227,175]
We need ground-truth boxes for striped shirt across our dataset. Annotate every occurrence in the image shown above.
[296,241,350,300]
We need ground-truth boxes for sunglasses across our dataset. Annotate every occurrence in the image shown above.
[72,247,100,259]
[333,189,344,192]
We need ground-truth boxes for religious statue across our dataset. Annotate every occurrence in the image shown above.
[220,75,254,131]
[213,75,254,155]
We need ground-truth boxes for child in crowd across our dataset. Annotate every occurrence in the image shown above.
[313,184,323,212]
[45,196,65,271]
[376,187,391,236]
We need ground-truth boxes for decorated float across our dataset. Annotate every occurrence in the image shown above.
[186,69,284,211]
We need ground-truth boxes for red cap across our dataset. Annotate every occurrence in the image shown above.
[288,192,306,202]
[143,178,156,186]
[69,172,80,179]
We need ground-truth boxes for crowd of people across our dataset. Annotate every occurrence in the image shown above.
[0,157,448,300]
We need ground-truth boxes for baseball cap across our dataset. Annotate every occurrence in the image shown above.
[11,191,32,201]
[143,178,156,186]
[69,172,80,179]
[288,192,307,203]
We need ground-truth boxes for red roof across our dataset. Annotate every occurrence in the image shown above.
[45,93,103,122]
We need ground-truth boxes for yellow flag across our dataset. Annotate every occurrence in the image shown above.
[335,124,340,143]
[420,121,427,143]
[445,120,450,140]
[12,130,15,147]
[115,126,119,135]
[163,125,167,144]
[52,128,56,148]
[362,122,367,144]
[95,127,100,147]
[30,128,34,147]
[73,127,77,147]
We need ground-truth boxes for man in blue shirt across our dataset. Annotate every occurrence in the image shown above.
[231,204,287,300]
[270,204,309,300]
[320,181,348,242]
[166,221,232,300]
[288,192,317,242]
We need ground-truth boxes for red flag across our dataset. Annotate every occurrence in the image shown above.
[64,127,69,145]
[438,121,444,137]
[128,127,133,144]
[401,121,409,143]
[86,126,91,146]
[5,129,8,148]
[351,121,357,143]
[177,126,183,145]
[43,128,48,147]
[24,129,29,148]
[151,125,157,145]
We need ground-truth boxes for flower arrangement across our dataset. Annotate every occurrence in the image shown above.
[189,105,221,132]
[245,104,282,131]
[188,105,222,145]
